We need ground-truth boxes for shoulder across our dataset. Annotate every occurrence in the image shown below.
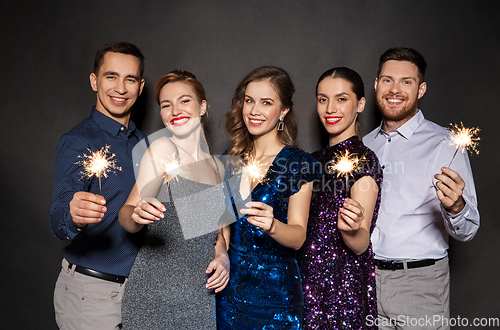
[283,146,318,164]
[147,137,177,159]
[415,118,452,144]
[363,126,380,140]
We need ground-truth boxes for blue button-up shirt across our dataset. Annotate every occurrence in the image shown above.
[49,108,146,277]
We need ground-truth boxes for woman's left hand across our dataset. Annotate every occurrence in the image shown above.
[338,197,365,232]
[240,201,275,233]
[205,252,230,293]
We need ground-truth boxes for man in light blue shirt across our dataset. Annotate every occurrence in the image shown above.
[364,47,479,330]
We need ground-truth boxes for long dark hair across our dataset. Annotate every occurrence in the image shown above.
[316,67,365,138]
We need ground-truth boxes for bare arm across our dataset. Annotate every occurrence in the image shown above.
[241,181,313,250]
[205,229,230,292]
[338,176,379,255]
[119,138,174,233]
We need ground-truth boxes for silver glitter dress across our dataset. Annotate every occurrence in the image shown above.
[122,176,224,329]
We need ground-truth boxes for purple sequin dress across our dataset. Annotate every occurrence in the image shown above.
[297,136,382,329]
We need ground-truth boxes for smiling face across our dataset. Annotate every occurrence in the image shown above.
[90,52,144,126]
[242,80,289,140]
[375,60,427,131]
[317,77,365,145]
[159,81,207,137]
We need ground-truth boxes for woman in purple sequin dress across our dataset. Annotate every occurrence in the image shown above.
[298,67,383,329]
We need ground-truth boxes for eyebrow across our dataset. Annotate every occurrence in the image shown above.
[317,92,349,98]
[102,71,140,81]
[380,74,416,81]
[160,94,194,104]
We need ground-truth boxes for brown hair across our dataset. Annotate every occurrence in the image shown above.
[94,41,145,78]
[224,66,297,157]
[377,47,427,84]
[155,70,209,129]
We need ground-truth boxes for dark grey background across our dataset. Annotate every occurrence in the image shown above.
[1,1,498,328]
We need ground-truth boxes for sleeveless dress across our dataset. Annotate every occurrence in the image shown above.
[297,136,382,329]
[217,146,320,329]
[122,159,224,329]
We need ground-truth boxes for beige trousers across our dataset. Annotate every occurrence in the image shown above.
[53,259,126,330]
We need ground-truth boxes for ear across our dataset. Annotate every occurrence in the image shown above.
[280,107,290,119]
[139,79,145,96]
[90,73,97,92]
[374,78,378,92]
[200,100,207,115]
[357,97,366,113]
[417,82,427,99]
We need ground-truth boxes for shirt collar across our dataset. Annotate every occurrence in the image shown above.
[375,109,424,140]
[90,107,136,137]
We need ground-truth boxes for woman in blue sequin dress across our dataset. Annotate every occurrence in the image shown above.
[297,67,382,329]
[217,66,319,329]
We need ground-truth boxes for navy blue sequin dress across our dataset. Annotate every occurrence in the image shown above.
[297,136,382,329]
[217,146,320,329]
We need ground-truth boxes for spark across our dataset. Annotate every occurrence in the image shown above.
[327,150,362,196]
[76,145,122,194]
[447,122,480,166]
[161,155,185,183]
[242,155,267,184]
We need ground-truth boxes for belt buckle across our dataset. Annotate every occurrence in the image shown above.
[386,260,400,271]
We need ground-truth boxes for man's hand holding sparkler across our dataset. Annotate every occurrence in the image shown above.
[434,167,466,214]
[131,196,166,225]
[70,192,107,228]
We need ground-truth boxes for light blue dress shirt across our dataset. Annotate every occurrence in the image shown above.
[364,110,480,260]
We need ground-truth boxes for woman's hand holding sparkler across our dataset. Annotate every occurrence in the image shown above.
[434,167,466,214]
[338,197,365,232]
[131,197,166,225]
[241,202,276,233]
[70,191,107,228]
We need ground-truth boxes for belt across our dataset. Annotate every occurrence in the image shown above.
[68,263,126,284]
[375,258,443,271]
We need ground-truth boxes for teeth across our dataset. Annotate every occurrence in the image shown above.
[250,119,264,124]
[173,118,188,124]
[387,98,403,103]
[326,118,340,123]
[111,97,126,101]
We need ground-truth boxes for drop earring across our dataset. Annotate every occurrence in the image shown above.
[277,117,284,131]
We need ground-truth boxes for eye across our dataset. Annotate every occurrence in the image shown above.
[161,104,171,109]
[263,101,272,106]
[181,99,191,104]
[403,80,412,85]
[245,98,254,104]
[106,75,117,80]
[337,97,347,102]
[317,97,327,103]
[126,78,137,83]
[382,78,391,83]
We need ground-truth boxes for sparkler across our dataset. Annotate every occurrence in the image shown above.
[161,155,185,183]
[327,150,361,196]
[242,155,268,185]
[446,122,480,167]
[76,145,122,195]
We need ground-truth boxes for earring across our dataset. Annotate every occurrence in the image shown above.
[277,117,284,131]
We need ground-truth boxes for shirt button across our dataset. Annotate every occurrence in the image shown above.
[120,127,125,131]
[388,138,391,143]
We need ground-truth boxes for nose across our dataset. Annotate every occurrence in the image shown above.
[115,78,127,95]
[390,82,402,94]
[326,101,337,114]
[248,103,259,116]
[171,105,182,116]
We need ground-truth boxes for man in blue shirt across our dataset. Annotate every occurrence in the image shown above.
[49,41,147,329]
